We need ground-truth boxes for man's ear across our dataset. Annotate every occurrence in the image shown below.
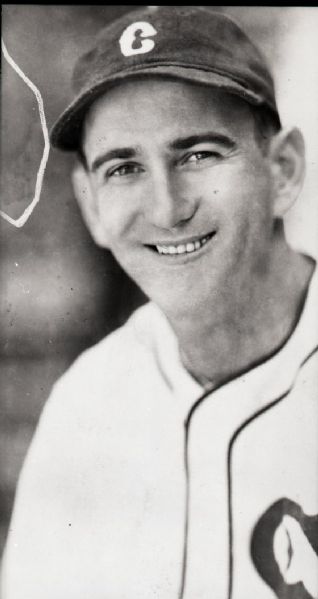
[72,161,108,247]
[268,127,306,218]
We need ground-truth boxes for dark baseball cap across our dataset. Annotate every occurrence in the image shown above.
[50,6,281,152]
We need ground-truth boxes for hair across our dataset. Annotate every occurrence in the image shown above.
[250,105,281,153]
[77,144,88,170]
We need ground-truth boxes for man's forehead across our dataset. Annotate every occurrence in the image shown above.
[83,76,254,152]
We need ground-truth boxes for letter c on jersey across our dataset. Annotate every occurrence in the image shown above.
[119,21,157,57]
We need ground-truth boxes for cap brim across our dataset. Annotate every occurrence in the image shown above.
[50,64,268,152]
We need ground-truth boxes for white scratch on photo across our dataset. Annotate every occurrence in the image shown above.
[1,40,50,228]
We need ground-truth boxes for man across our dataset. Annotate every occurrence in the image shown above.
[2,7,317,599]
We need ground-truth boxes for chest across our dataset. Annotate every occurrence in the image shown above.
[85,370,317,599]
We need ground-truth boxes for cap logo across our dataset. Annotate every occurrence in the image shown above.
[119,21,157,57]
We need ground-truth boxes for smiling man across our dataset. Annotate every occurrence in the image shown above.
[2,7,318,599]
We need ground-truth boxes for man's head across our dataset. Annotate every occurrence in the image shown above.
[50,7,305,318]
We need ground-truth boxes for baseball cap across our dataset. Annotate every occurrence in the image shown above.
[50,6,281,152]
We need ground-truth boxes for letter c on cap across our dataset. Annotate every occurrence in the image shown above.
[119,21,157,57]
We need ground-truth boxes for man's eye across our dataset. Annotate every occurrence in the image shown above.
[185,151,220,164]
[107,163,142,178]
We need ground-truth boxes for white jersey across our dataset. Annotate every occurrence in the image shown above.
[2,266,318,599]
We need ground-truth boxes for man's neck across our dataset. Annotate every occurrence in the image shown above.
[168,244,314,390]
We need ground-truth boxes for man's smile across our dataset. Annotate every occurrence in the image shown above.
[146,232,216,256]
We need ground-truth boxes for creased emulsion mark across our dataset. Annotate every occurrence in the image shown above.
[1,40,50,228]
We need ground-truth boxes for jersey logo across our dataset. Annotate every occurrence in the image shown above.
[251,498,318,599]
[119,21,157,57]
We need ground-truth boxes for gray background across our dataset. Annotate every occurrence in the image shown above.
[1,5,318,559]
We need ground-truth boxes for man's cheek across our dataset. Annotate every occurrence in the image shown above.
[97,206,132,244]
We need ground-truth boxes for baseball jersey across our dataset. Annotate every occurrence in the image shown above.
[2,265,318,599]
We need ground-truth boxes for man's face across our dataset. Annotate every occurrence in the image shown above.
[82,78,276,318]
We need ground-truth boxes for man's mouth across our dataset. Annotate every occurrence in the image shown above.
[147,232,215,256]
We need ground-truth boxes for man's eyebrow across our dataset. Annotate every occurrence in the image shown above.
[170,133,236,151]
[89,134,236,172]
[90,147,137,172]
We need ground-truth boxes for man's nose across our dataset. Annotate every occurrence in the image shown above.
[145,171,198,230]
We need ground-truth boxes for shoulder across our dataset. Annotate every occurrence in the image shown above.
[37,301,170,425]
[56,301,165,388]
[11,303,169,496]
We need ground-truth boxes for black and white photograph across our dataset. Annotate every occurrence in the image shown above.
[1,6,318,598]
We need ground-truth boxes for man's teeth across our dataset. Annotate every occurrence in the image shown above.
[156,235,211,255]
